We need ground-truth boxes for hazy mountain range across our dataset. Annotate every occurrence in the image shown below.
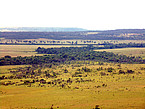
[0,27,87,32]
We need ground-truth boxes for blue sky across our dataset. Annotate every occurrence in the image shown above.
[0,0,145,30]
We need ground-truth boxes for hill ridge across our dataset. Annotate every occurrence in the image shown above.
[0,27,87,32]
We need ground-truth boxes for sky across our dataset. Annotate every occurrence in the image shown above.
[0,0,145,30]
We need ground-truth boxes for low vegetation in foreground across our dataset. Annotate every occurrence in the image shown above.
[0,62,145,109]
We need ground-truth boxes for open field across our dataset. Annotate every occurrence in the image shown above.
[95,48,145,58]
[0,65,29,75]
[0,45,85,58]
[0,63,145,109]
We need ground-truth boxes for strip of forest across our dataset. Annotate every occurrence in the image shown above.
[97,42,145,49]
[0,45,145,66]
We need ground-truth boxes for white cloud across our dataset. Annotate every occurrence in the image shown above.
[0,0,145,30]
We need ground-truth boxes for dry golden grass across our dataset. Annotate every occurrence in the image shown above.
[0,65,28,75]
[0,45,84,58]
[0,63,145,109]
[95,47,145,58]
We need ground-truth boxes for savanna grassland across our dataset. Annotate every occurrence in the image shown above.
[0,62,145,109]
[0,45,145,109]
[1,29,145,109]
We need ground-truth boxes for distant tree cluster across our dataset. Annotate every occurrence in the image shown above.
[97,42,145,49]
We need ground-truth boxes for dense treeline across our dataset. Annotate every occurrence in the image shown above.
[0,32,86,40]
[36,46,145,64]
[1,46,145,66]
[98,43,145,49]
[0,29,145,40]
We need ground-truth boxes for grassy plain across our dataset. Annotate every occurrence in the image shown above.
[0,45,85,58]
[95,48,145,58]
[0,63,145,109]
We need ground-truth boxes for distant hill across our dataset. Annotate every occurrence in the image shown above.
[0,27,87,32]
[102,29,145,34]
[0,29,145,40]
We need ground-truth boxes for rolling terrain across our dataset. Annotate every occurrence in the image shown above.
[0,28,145,40]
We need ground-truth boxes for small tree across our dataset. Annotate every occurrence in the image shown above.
[107,67,114,72]
[64,68,68,73]
[5,55,11,58]
[119,70,125,74]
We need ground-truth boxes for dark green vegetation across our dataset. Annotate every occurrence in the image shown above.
[98,42,145,49]
[0,29,145,40]
[1,45,145,66]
